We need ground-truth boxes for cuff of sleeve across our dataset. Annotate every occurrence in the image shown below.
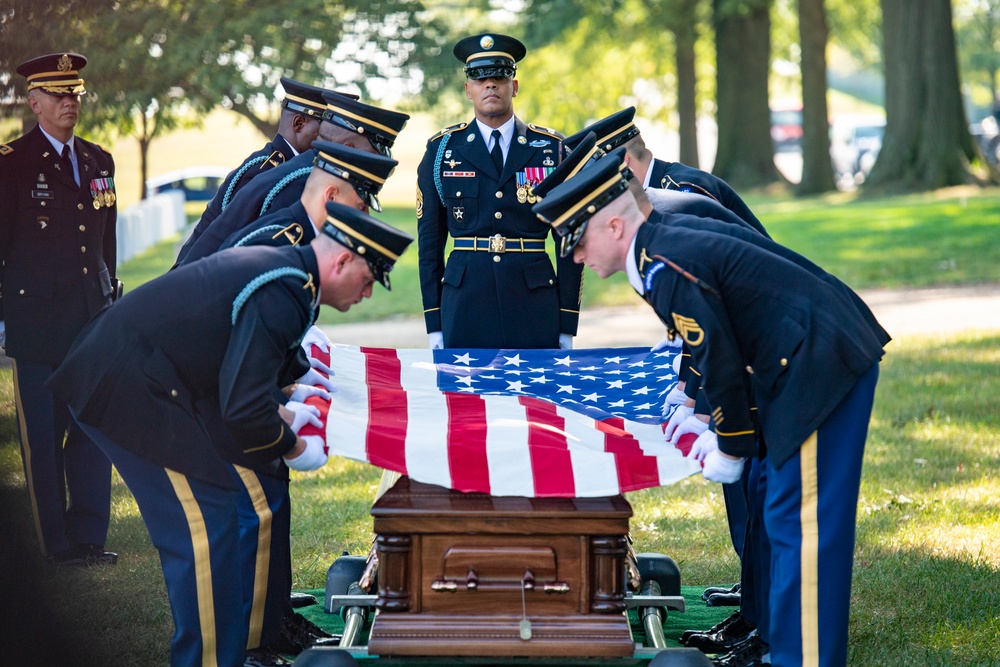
[423,308,441,334]
[559,309,579,336]
[717,430,758,459]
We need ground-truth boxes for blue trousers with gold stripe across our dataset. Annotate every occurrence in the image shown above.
[13,359,111,556]
[231,465,292,650]
[741,456,771,645]
[764,364,878,667]
[78,418,247,667]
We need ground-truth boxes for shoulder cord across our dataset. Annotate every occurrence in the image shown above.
[433,132,452,206]
[221,155,269,211]
[231,267,316,348]
[260,167,312,216]
[232,225,289,248]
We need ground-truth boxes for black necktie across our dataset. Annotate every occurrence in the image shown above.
[60,143,78,186]
[490,129,503,173]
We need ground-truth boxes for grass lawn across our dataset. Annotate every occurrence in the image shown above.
[0,331,997,665]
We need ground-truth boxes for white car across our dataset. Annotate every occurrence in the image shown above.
[830,114,886,185]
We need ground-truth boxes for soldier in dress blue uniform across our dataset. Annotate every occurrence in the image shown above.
[0,53,118,567]
[175,78,355,265]
[565,107,766,236]
[215,142,397,665]
[47,206,413,667]
[534,156,887,667]
[179,92,409,266]
[416,33,582,350]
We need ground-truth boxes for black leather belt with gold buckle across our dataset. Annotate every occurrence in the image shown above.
[452,235,546,253]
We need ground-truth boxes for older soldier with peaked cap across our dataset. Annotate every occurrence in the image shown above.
[565,107,766,236]
[47,204,413,667]
[416,32,581,350]
[216,141,396,664]
[178,92,409,266]
[0,52,118,567]
[176,78,357,265]
[533,154,886,667]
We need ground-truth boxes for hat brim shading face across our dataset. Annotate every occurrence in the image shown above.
[558,220,589,258]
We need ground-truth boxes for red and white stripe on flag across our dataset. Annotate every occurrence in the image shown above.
[320,345,702,498]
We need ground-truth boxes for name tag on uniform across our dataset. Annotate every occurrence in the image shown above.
[443,171,476,178]
[32,190,54,199]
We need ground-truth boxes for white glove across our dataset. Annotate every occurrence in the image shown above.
[283,435,328,471]
[289,383,331,402]
[284,401,323,434]
[661,386,688,415]
[686,429,718,462]
[308,355,335,376]
[651,334,682,351]
[702,449,745,484]
[297,367,337,394]
[559,334,574,350]
[300,325,332,355]
[668,414,709,446]
[672,353,683,375]
[428,331,444,350]
[663,404,694,441]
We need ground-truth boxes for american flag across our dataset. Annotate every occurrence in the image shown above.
[303,344,702,498]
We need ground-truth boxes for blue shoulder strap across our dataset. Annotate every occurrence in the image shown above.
[433,132,451,206]
[233,225,291,248]
[221,155,269,211]
[231,267,317,348]
[260,167,312,216]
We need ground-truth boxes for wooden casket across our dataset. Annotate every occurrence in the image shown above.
[367,477,635,658]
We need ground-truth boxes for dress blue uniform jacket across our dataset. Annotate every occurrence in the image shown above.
[47,244,319,487]
[178,148,316,266]
[176,133,295,264]
[0,126,117,364]
[633,219,886,468]
[416,117,583,348]
[647,158,767,237]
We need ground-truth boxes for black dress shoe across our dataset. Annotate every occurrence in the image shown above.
[274,611,340,655]
[48,544,118,567]
[711,635,769,666]
[681,610,742,645]
[683,613,756,653]
[289,591,318,608]
[244,647,293,666]
[706,591,741,607]
[701,583,740,602]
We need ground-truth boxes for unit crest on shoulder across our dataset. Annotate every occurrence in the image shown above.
[527,123,565,140]
[430,122,469,142]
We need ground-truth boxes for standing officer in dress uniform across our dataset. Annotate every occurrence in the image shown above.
[175,78,354,265]
[47,206,413,667]
[416,33,582,350]
[179,92,409,266]
[534,155,886,667]
[0,53,118,567]
[216,142,397,666]
[565,107,766,236]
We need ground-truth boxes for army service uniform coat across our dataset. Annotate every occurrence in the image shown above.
[175,133,295,264]
[0,126,117,365]
[417,117,583,348]
[178,148,316,266]
[47,244,319,488]
[647,158,767,238]
[632,219,885,468]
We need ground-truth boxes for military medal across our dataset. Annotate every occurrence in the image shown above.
[516,184,528,204]
[90,176,116,209]
[517,167,553,204]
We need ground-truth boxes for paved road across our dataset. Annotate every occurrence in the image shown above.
[320,283,1000,349]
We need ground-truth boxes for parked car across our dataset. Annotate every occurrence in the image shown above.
[145,166,230,201]
[970,115,1000,168]
[770,105,803,152]
[830,114,885,185]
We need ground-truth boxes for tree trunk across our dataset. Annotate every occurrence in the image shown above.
[139,113,151,201]
[675,25,700,168]
[229,100,278,141]
[712,0,779,188]
[797,0,836,194]
[869,0,984,190]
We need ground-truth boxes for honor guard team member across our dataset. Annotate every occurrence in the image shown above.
[176,77,353,265]
[216,141,397,665]
[179,93,409,266]
[0,53,118,567]
[416,33,582,350]
[534,154,886,667]
[47,204,413,667]
[565,107,766,236]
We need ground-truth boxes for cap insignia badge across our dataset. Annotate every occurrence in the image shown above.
[480,36,494,49]
[58,54,73,72]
